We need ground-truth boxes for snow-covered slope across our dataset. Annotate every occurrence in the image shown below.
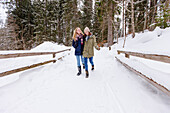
[31,41,69,52]
[114,27,170,91]
[115,27,170,56]
[0,42,70,87]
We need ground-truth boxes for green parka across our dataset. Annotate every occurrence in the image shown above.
[83,35,99,58]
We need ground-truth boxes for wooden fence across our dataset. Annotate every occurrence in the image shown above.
[0,49,71,77]
[0,48,71,59]
[117,50,170,64]
[116,50,170,96]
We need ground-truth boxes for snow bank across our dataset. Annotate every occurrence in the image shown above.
[116,55,170,91]
[31,41,69,52]
[0,42,70,87]
[115,27,170,91]
[115,27,170,56]
[0,42,69,54]
[0,73,19,87]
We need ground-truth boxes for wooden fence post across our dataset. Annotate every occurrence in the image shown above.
[53,60,56,63]
[109,47,111,50]
[125,53,130,58]
[53,53,55,58]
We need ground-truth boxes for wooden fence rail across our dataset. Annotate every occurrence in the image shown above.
[116,50,170,96]
[115,56,170,96]
[0,53,70,77]
[0,48,71,59]
[117,50,170,64]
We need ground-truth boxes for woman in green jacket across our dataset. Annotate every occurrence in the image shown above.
[83,27,100,78]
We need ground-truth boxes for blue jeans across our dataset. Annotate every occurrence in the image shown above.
[84,57,94,71]
[76,55,84,67]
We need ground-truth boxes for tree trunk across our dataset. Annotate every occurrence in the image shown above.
[123,0,127,48]
[165,0,170,23]
[131,0,135,38]
[45,0,48,37]
[150,0,157,31]
[122,0,124,37]
[101,18,105,42]
[107,1,113,46]
[21,25,26,50]
[143,0,148,32]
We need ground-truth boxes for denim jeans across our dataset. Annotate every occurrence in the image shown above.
[76,55,84,67]
[84,57,94,71]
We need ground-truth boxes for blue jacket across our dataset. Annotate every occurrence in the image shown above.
[72,34,85,55]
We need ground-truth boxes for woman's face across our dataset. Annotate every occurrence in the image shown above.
[76,28,81,35]
[84,30,89,36]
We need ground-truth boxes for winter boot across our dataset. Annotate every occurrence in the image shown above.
[85,70,89,78]
[77,66,81,76]
[91,65,94,71]
[83,64,85,69]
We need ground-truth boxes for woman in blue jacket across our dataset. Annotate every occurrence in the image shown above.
[72,27,85,76]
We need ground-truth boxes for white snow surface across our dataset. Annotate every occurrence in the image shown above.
[116,55,170,90]
[0,28,170,113]
[0,48,170,113]
[116,27,170,56]
[31,41,69,52]
[0,42,70,87]
[114,27,170,91]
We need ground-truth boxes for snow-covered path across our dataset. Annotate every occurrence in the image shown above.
[0,48,170,113]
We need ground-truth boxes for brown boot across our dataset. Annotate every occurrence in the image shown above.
[85,70,89,78]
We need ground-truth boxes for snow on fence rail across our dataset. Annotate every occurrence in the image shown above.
[0,49,71,77]
[116,50,170,96]
[0,48,71,59]
[117,50,170,64]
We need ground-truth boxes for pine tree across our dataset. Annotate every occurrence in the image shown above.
[81,0,93,29]
[149,0,158,30]
[33,0,44,46]
[6,0,35,49]
[92,0,101,40]
[63,0,79,46]
[156,0,170,28]
[107,0,113,46]
[93,0,121,46]
[94,0,108,44]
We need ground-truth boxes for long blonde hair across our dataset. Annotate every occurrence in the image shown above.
[72,27,84,41]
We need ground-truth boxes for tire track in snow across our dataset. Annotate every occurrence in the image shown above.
[105,82,126,113]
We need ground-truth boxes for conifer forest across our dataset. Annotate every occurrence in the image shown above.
[0,0,169,50]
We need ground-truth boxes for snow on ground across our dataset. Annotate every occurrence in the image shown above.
[116,55,170,90]
[114,27,170,92]
[0,42,70,87]
[0,41,69,54]
[115,27,170,56]
[31,41,69,52]
[0,28,170,113]
[0,48,170,113]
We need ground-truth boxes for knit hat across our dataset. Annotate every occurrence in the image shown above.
[84,27,90,33]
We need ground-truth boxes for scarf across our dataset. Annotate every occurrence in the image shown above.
[76,34,83,45]
[85,35,92,41]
